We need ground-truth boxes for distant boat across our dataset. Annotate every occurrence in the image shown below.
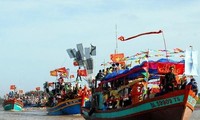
[3,98,24,111]
[47,97,82,115]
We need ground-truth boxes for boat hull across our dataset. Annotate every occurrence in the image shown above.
[3,99,24,111]
[47,98,82,115]
[82,88,198,120]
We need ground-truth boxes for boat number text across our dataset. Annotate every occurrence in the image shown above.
[150,97,181,108]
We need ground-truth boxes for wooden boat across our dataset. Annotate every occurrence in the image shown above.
[82,30,199,120]
[82,63,198,120]
[82,58,199,120]
[47,97,82,115]
[82,85,198,120]
[3,98,24,111]
[82,56,199,120]
[45,66,91,115]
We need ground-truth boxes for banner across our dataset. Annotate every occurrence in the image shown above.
[157,62,184,75]
[118,30,162,41]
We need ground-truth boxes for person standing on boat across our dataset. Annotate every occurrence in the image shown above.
[188,75,198,95]
[76,66,82,81]
[164,66,176,93]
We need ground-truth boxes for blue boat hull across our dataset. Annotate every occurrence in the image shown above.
[47,98,82,115]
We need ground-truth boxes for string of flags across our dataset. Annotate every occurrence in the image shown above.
[101,48,185,67]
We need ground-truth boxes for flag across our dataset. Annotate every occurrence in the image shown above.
[78,69,87,76]
[174,48,184,53]
[10,85,16,90]
[73,60,79,66]
[50,70,57,76]
[70,74,75,79]
[118,30,162,41]
[110,53,124,63]
[58,67,69,78]
[56,67,67,73]
[60,72,68,78]
[118,36,125,41]
[36,87,40,91]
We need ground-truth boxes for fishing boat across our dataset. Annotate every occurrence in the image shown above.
[3,85,24,111]
[44,66,90,115]
[47,97,84,115]
[82,86,198,120]
[44,43,95,115]
[82,30,199,120]
[3,98,24,111]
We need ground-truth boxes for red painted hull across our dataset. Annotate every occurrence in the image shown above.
[82,87,198,120]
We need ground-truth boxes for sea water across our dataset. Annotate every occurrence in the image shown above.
[0,105,199,120]
[0,106,84,120]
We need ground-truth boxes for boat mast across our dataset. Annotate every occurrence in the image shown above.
[115,24,118,54]
[161,31,168,60]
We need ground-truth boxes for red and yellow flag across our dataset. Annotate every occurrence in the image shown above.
[110,53,124,63]
[50,70,57,76]
[70,74,75,79]
[56,67,67,73]
[78,69,87,76]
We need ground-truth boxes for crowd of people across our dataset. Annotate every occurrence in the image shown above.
[44,77,91,107]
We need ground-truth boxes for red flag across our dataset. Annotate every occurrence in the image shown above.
[78,69,87,76]
[56,67,67,73]
[118,30,162,41]
[73,60,79,66]
[10,85,16,90]
[35,87,40,91]
[36,87,40,91]
[55,67,69,77]
[110,53,124,63]
[70,75,75,79]
[118,36,125,41]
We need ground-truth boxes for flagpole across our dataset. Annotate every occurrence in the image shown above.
[161,31,168,60]
[115,24,118,54]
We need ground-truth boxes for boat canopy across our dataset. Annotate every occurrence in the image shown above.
[101,58,185,83]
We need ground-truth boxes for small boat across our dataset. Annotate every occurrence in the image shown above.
[3,98,24,111]
[47,97,82,115]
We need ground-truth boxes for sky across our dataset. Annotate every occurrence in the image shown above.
[0,0,200,97]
